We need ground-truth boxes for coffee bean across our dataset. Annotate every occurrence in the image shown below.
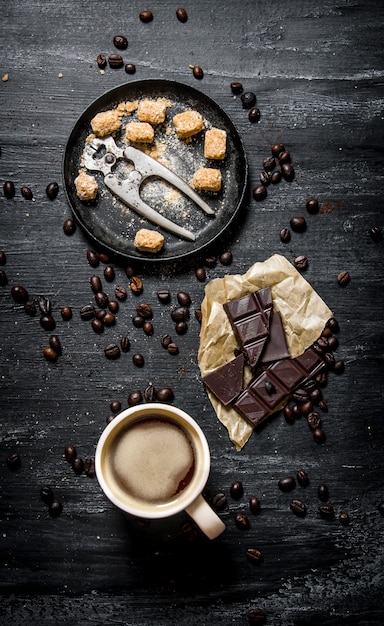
[128,390,143,406]
[87,249,99,267]
[176,7,188,22]
[327,335,339,351]
[195,309,202,323]
[40,485,54,505]
[213,493,227,510]
[292,404,302,418]
[108,54,124,68]
[132,314,144,328]
[281,163,295,180]
[72,457,84,475]
[103,312,116,327]
[144,382,156,402]
[132,353,144,367]
[110,400,121,413]
[307,412,321,430]
[49,335,61,354]
[318,484,329,501]
[265,380,276,395]
[63,218,76,235]
[278,476,296,492]
[64,445,77,462]
[246,547,263,565]
[156,387,174,402]
[309,387,322,404]
[249,496,261,514]
[230,480,244,499]
[171,306,189,322]
[319,503,335,520]
[139,9,153,22]
[280,228,291,243]
[90,275,102,293]
[96,54,107,69]
[167,342,179,355]
[318,400,328,412]
[294,255,308,270]
[290,216,307,232]
[136,302,153,318]
[129,275,143,294]
[324,352,335,369]
[290,499,307,517]
[326,317,339,333]
[271,143,285,157]
[252,184,267,201]
[108,300,119,313]
[46,181,59,200]
[306,198,319,214]
[80,304,95,320]
[157,289,171,303]
[283,405,295,423]
[301,400,313,416]
[339,512,350,526]
[368,225,382,241]
[271,170,282,184]
[377,502,384,517]
[297,469,309,487]
[292,388,309,404]
[235,512,250,529]
[230,81,243,94]
[125,266,135,278]
[106,414,115,425]
[104,343,121,359]
[125,63,136,74]
[316,371,328,387]
[120,336,130,352]
[84,457,95,477]
[114,286,127,300]
[248,107,260,122]
[260,171,271,186]
[247,608,266,625]
[113,34,128,49]
[195,267,206,282]
[160,333,172,348]
[177,291,191,307]
[48,501,63,517]
[11,284,29,304]
[38,295,52,315]
[278,149,291,163]
[241,92,256,109]
[313,428,326,444]
[0,269,7,286]
[192,65,204,79]
[337,270,350,286]
[91,318,103,333]
[3,180,15,199]
[263,156,276,171]
[219,250,233,265]
[6,451,21,470]
[24,300,36,316]
[334,359,345,375]
[21,185,33,200]
[143,321,154,335]
[175,320,188,335]
[40,314,56,331]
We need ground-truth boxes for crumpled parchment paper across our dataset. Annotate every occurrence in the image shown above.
[198,254,333,449]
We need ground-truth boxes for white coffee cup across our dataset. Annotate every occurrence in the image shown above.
[95,403,225,540]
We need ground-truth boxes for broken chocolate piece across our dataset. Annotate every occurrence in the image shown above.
[202,353,244,406]
[223,288,272,368]
[261,311,290,363]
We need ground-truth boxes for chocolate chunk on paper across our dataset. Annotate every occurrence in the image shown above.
[198,254,333,450]
[202,353,244,406]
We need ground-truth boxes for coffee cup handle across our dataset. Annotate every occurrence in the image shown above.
[186,494,226,539]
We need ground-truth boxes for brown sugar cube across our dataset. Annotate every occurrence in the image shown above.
[134,229,164,253]
[192,168,222,192]
[125,122,155,143]
[74,171,98,201]
[173,110,204,139]
[137,99,168,124]
[90,109,121,138]
[204,128,227,160]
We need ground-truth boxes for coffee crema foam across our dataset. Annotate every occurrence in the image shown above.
[110,417,195,505]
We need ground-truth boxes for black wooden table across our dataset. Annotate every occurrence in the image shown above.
[1,1,383,624]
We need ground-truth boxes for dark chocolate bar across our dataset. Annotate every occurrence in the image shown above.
[223,288,272,368]
[232,347,325,428]
[260,310,290,364]
[202,353,244,406]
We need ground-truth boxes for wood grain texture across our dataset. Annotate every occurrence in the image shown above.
[1,1,384,624]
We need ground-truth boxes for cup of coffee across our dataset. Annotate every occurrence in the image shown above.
[95,403,225,540]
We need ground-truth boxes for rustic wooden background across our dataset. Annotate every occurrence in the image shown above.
[1,1,383,624]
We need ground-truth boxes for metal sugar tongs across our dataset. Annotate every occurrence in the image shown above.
[82,136,215,242]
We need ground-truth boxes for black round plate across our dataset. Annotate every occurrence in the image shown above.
[63,79,248,263]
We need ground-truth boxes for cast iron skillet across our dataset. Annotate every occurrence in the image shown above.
[63,79,248,263]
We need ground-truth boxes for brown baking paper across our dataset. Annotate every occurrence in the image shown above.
[198,254,333,449]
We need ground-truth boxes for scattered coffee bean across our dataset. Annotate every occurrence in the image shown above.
[103,265,115,281]
[246,547,263,565]
[313,428,326,444]
[248,107,260,122]
[177,291,191,307]
[129,275,143,293]
[143,321,154,335]
[247,608,266,625]
[278,476,296,492]
[38,295,52,315]
[128,390,143,406]
[252,184,267,201]
[334,359,345,375]
[92,317,104,334]
[235,512,250,529]
[167,342,179,355]
[84,456,96,477]
[125,63,136,74]
[213,493,227,510]
[263,156,276,171]
[104,343,121,359]
[290,499,307,517]
[21,185,34,200]
[327,317,339,333]
[283,405,295,423]
[11,284,29,304]
[339,512,350,526]
[327,335,339,351]
[241,92,256,109]
[80,304,95,320]
[120,336,130,352]
[132,314,144,328]
[144,382,156,402]
[110,400,121,413]
[103,312,116,327]
[114,285,127,300]
[63,218,76,235]
[271,143,284,157]
[219,250,233,265]
[24,300,36,316]
[106,414,115,425]
[137,302,153,318]
[113,34,128,49]
[86,249,99,267]
[40,314,56,331]
[230,480,244,499]
[171,306,189,322]
[48,500,63,517]
[297,469,309,487]
[195,309,202,323]
[195,267,206,282]
[319,502,335,520]
[40,485,54,504]
[3,180,15,199]
[306,198,319,214]
[157,289,171,303]
[280,227,291,243]
[176,7,188,22]
[175,320,188,335]
[6,451,21,470]
[108,300,119,313]
[64,445,77,463]
[290,216,307,232]
[337,270,350,286]
[139,9,153,22]
[192,65,204,79]
[125,266,135,278]
[307,412,321,430]
[156,387,174,402]
[249,496,261,515]
[318,400,328,412]
[294,255,308,270]
[281,162,295,180]
[278,149,291,163]
[260,171,271,186]
[230,81,243,94]
[160,333,172,348]
[96,54,107,69]
[46,181,59,200]
[271,170,282,184]
[0,269,7,286]
[377,502,384,517]
[90,275,102,293]
[318,484,329,501]
[49,335,61,354]
[368,225,382,241]
[265,380,276,395]
[108,54,124,68]
[132,353,144,367]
